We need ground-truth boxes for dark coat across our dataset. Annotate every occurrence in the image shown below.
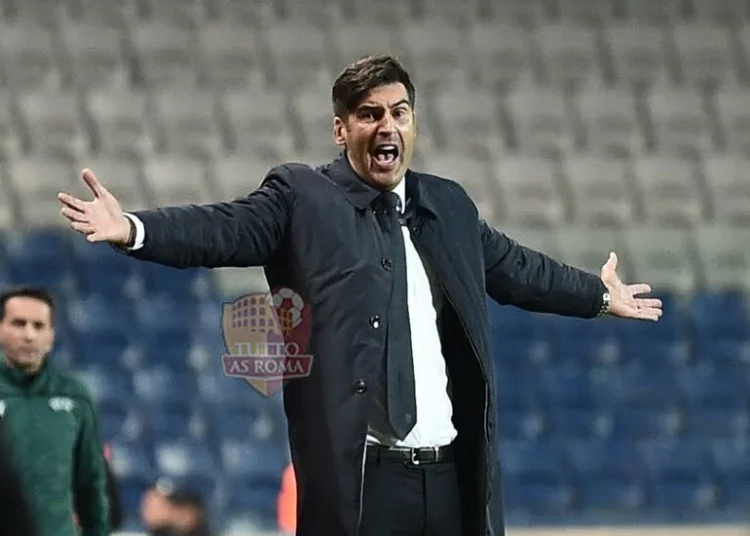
[124,153,607,536]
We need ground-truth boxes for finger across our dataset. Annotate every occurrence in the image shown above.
[635,298,662,309]
[81,169,106,199]
[627,283,652,296]
[637,307,662,322]
[60,207,88,223]
[70,221,94,235]
[57,192,87,212]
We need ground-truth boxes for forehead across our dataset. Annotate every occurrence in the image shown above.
[3,296,51,321]
[358,82,410,108]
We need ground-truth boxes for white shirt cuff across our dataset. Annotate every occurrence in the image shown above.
[123,213,145,251]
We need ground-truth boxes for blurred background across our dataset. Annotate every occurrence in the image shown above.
[0,0,748,534]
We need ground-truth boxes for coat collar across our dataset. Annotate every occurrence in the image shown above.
[321,150,438,218]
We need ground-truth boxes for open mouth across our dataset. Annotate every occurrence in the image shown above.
[372,144,400,167]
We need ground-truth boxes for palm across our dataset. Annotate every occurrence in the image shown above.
[600,252,663,322]
[58,169,130,244]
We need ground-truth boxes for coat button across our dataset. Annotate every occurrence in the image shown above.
[381,258,393,271]
[355,379,367,394]
[369,315,380,329]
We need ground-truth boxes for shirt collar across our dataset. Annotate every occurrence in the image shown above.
[321,150,437,218]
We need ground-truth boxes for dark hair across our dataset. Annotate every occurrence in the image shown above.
[331,55,416,118]
[0,286,56,323]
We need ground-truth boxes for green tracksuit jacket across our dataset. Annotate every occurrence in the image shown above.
[0,356,110,536]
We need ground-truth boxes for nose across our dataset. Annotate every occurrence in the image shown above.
[377,112,396,134]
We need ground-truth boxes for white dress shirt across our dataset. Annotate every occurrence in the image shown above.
[122,176,458,449]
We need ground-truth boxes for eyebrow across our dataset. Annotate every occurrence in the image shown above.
[358,99,411,111]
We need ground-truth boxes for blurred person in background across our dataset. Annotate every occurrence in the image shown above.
[58,55,662,536]
[0,285,110,536]
[140,478,212,536]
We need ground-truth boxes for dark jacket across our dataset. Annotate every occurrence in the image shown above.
[0,356,110,536]
[124,153,607,536]
[0,418,37,536]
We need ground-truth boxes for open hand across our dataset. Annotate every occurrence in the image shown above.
[600,252,663,321]
[58,169,131,245]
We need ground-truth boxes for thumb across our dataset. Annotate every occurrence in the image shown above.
[603,251,618,271]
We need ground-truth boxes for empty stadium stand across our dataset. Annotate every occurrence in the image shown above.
[0,0,749,532]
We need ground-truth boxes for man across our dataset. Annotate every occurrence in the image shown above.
[57,55,662,536]
[0,286,110,536]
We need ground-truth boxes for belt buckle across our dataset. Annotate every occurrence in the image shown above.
[410,448,420,465]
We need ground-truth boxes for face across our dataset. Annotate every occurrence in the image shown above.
[334,82,417,190]
[0,297,54,374]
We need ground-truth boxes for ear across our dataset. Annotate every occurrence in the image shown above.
[333,116,347,147]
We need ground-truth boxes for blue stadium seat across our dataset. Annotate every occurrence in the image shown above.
[500,440,574,515]
[689,291,749,342]
[489,303,551,369]
[688,408,749,440]
[711,440,750,509]
[133,367,198,411]
[221,442,286,528]
[147,406,205,443]
[76,331,131,369]
[639,440,718,512]
[2,229,74,293]
[547,316,621,367]
[154,440,221,481]
[616,362,681,404]
[140,262,211,300]
[550,406,616,440]
[110,440,156,480]
[613,402,686,440]
[66,295,135,339]
[567,440,647,513]
[70,236,140,299]
[74,364,134,408]
[677,362,748,408]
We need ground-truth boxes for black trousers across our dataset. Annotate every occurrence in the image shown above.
[358,447,463,536]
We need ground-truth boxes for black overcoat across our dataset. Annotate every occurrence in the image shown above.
[124,153,607,536]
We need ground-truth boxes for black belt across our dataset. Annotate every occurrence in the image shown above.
[365,443,455,465]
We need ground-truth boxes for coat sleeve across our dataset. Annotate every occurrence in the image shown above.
[0,420,37,536]
[122,165,294,269]
[480,219,607,318]
[73,397,110,536]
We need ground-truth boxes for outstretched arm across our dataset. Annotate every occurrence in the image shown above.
[480,220,662,321]
[58,166,293,269]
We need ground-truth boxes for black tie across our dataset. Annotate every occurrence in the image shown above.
[380,191,417,440]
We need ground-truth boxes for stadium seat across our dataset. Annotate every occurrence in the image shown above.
[0,90,24,163]
[500,440,575,515]
[630,154,705,226]
[129,22,197,89]
[505,85,575,157]
[672,22,735,88]
[560,158,636,226]
[466,22,535,91]
[262,23,329,90]
[702,154,750,224]
[492,155,566,225]
[639,440,719,512]
[196,23,265,89]
[574,84,643,157]
[710,440,750,508]
[84,89,152,159]
[431,85,503,157]
[147,89,223,160]
[6,159,79,228]
[604,24,669,87]
[400,20,466,90]
[693,224,750,291]
[142,156,215,205]
[644,87,713,158]
[567,440,647,512]
[58,21,129,90]
[534,23,601,87]
[0,21,61,90]
[220,89,296,159]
